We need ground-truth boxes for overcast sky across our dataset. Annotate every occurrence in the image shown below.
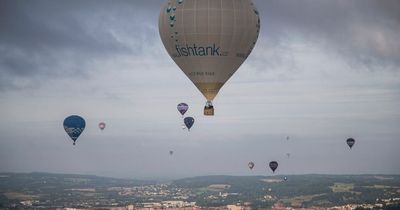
[0,0,399,179]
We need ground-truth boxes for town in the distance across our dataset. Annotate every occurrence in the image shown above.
[0,173,399,210]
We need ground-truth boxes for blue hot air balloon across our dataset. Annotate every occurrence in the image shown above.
[177,103,189,116]
[184,117,194,131]
[63,115,86,145]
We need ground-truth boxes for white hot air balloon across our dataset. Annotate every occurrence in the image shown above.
[159,0,260,116]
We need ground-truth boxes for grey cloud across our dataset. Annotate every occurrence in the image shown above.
[253,0,400,72]
[1,0,399,91]
[0,0,163,90]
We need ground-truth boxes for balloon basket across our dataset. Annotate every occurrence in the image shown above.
[204,101,214,116]
[204,106,214,116]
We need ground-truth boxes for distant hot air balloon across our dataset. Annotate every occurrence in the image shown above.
[99,122,106,130]
[248,162,255,170]
[269,161,278,173]
[184,117,194,131]
[159,0,260,116]
[346,138,355,149]
[286,153,291,158]
[177,103,189,116]
[63,115,86,145]
[286,136,290,141]
[284,176,288,181]
[169,150,174,156]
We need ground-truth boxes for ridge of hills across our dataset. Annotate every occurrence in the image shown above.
[1,172,399,209]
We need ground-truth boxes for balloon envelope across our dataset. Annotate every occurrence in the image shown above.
[99,122,106,130]
[269,161,278,173]
[184,117,195,130]
[159,0,260,102]
[346,138,355,149]
[248,162,255,170]
[177,103,189,116]
[63,115,85,145]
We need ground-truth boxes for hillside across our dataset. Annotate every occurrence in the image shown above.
[0,173,399,209]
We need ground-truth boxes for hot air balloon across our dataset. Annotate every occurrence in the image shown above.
[63,115,85,145]
[286,153,290,158]
[248,162,255,170]
[169,150,174,156]
[269,161,278,173]
[99,122,106,130]
[177,103,189,116]
[159,0,260,116]
[346,138,355,149]
[184,117,194,131]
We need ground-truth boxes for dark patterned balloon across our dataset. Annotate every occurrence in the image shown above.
[184,117,194,130]
[269,161,278,173]
[63,115,85,145]
[248,162,255,170]
[346,138,355,149]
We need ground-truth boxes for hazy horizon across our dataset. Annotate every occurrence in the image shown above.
[1,0,399,179]
[3,171,400,181]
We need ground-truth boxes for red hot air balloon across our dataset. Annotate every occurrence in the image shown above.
[99,122,106,131]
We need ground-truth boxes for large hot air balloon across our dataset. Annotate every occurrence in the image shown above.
[269,161,278,173]
[159,0,261,116]
[184,117,195,130]
[63,115,86,145]
[248,162,255,170]
[99,122,106,130]
[346,138,355,149]
[177,103,189,116]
